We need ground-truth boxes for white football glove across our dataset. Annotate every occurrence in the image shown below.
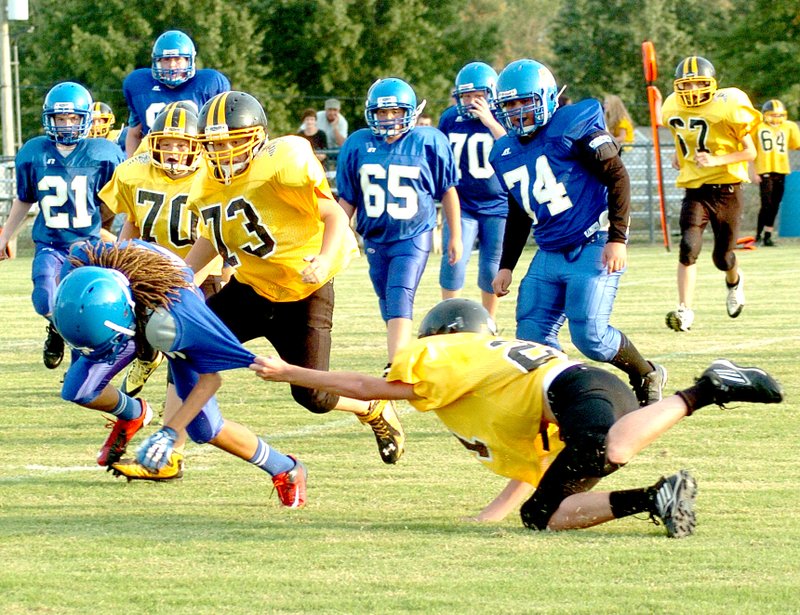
[136,427,178,471]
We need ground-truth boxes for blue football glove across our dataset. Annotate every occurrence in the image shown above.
[136,427,178,471]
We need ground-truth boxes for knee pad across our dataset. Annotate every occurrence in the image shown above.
[31,285,52,318]
[711,250,735,273]
[186,415,223,444]
[678,236,701,266]
[291,384,337,415]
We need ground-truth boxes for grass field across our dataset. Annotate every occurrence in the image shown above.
[2,240,800,614]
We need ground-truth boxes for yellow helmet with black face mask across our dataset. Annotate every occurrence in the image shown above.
[89,102,115,138]
[147,102,202,176]
[762,99,788,126]
[673,56,717,108]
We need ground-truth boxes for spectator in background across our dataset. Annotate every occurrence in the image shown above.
[750,99,800,246]
[123,29,229,157]
[604,95,635,153]
[297,108,328,162]
[416,113,433,127]
[317,98,348,149]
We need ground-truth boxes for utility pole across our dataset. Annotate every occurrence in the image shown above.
[0,3,15,156]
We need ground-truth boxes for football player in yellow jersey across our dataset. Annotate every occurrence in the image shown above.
[183,91,405,465]
[100,102,224,482]
[661,56,761,332]
[251,298,784,538]
[750,99,800,246]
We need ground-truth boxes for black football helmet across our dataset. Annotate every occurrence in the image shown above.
[198,91,268,183]
[762,99,787,126]
[673,56,717,107]
[418,298,497,338]
[147,103,201,175]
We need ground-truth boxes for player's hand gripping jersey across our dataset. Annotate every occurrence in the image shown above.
[336,126,458,244]
[388,332,577,485]
[15,137,124,248]
[188,136,356,302]
[489,99,621,251]
[662,87,761,188]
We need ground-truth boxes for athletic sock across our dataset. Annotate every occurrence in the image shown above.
[248,438,295,476]
[609,485,658,518]
[676,376,718,415]
[110,392,142,420]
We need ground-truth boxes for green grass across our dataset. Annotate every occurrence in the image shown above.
[2,240,800,614]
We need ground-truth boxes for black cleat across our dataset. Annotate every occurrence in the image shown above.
[43,324,64,369]
[700,359,784,406]
[652,470,698,538]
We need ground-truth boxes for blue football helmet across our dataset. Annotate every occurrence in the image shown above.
[364,78,422,139]
[453,62,498,119]
[52,266,136,364]
[495,59,559,137]
[41,82,93,145]
[418,298,497,338]
[152,30,196,87]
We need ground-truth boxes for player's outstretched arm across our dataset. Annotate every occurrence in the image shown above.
[465,479,535,522]
[0,199,34,260]
[250,355,417,402]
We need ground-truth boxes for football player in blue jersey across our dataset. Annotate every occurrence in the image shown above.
[51,240,307,508]
[0,82,124,370]
[438,62,508,319]
[337,77,462,367]
[488,60,665,407]
[123,30,230,157]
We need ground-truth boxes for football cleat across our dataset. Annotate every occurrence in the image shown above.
[111,451,184,482]
[699,359,784,406]
[762,235,776,247]
[665,304,694,332]
[43,323,65,369]
[652,469,697,538]
[359,399,405,464]
[121,352,164,397]
[632,363,668,407]
[726,271,745,318]
[97,399,154,467]
[271,455,307,508]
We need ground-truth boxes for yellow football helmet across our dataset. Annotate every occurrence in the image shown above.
[198,91,268,184]
[147,102,202,176]
[673,56,717,108]
[89,101,115,138]
[762,100,788,126]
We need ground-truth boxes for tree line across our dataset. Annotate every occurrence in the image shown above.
[6,0,798,143]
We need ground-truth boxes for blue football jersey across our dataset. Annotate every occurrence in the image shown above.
[64,239,254,373]
[122,68,230,135]
[438,105,507,217]
[336,126,457,244]
[15,136,124,249]
[489,99,611,251]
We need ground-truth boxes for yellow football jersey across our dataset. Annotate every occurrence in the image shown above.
[99,154,204,262]
[388,333,580,486]
[752,120,800,175]
[188,135,357,302]
[662,87,761,188]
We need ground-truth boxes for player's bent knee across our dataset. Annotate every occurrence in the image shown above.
[186,417,223,444]
[291,385,337,414]
[31,287,52,318]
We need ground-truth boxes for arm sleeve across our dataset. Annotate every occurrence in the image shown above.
[498,192,533,271]
[576,132,630,244]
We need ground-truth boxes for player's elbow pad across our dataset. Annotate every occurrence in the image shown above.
[579,130,619,162]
